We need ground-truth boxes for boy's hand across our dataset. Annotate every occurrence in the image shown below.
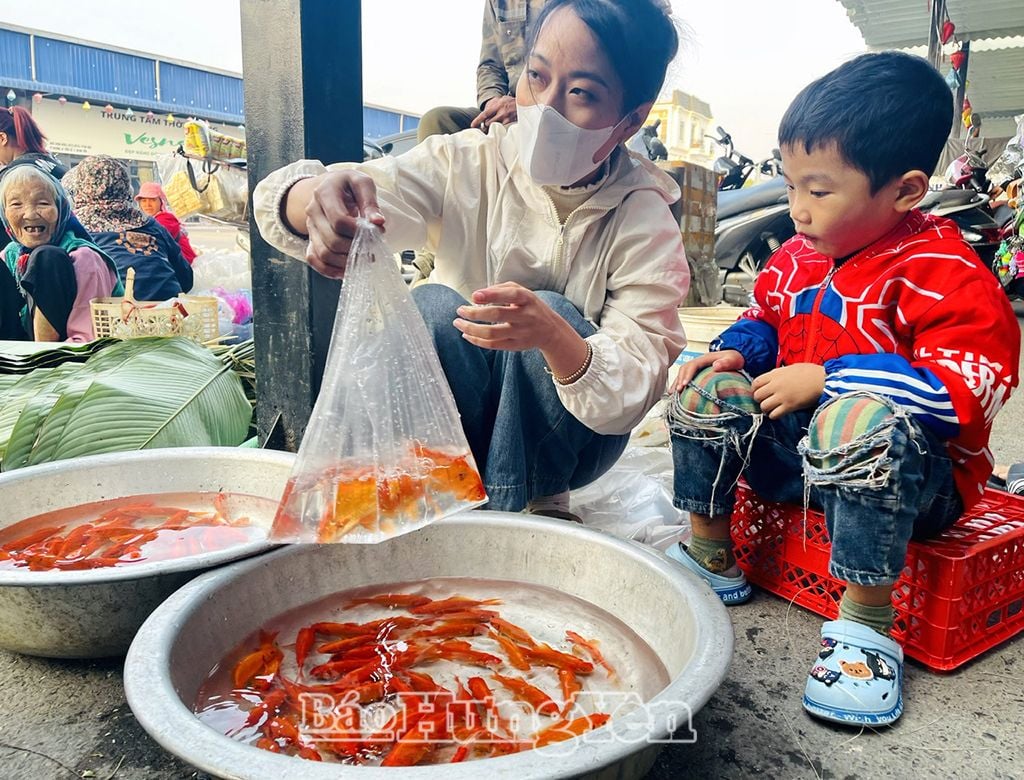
[751,364,826,419]
[669,349,745,394]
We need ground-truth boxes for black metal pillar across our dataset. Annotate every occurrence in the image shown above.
[240,0,363,450]
[927,0,946,70]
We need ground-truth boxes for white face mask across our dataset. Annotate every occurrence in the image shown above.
[516,103,626,187]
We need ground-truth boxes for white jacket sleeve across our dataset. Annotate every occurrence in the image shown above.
[252,137,462,263]
[555,193,689,435]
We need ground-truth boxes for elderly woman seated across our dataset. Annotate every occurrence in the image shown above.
[64,156,193,301]
[0,166,121,342]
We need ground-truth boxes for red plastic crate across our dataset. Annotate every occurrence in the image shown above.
[731,481,1024,671]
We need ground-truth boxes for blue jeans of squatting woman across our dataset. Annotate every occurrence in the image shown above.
[411,284,629,512]
[668,374,963,587]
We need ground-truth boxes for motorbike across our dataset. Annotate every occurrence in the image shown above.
[918,188,1003,265]
[709,130,790,304]
[704,127,791,304]
[626,119,668,161]
[708,126,757,191]
[715,175,793,305]
[926,148,1005,266]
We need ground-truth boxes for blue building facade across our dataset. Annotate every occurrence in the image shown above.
[0,25,418,136]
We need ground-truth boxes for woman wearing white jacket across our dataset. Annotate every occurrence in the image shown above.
[255,0,689,517]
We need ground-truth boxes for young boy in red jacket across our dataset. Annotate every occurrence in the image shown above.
[666,51,1019,726]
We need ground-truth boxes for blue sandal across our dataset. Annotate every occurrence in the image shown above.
[665,543,752,605]
[803,619,904,726]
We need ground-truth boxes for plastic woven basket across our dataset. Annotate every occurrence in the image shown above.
[731,481,1024,672]
[90,267,219,343]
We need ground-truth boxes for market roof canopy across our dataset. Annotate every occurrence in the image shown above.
[960,43,1024,121]
[838,0,1024,48]
[837,0,1024,137]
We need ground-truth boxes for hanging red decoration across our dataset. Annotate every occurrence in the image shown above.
[103,104,114,114]
[32,92,43,103]
[950,49,966,71]
[941,20,955,45]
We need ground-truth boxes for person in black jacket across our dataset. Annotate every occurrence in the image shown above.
[63,156,193,301]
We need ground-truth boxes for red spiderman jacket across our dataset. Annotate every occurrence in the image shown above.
[714,210,1019,509]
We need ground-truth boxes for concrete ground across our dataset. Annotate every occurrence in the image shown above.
[1,595,1019,779]
[0,297,1022,780]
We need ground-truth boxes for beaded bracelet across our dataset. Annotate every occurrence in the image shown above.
[549,342,593,386]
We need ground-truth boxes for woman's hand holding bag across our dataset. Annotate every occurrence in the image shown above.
[286,170,386,280]
[271,220,487,543]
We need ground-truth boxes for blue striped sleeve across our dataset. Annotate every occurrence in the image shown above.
[712,318,779,377]
[822,354,960,439]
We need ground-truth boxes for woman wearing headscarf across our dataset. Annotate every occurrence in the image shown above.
[0,105,96,245]
[135,181,198,264]
[64,156,193,301]
[1,166,122,342]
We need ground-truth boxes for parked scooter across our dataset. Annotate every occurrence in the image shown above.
[919,189,1002,265]
[626,119,669,161]
[924,148,1004,266]
[712,133,793,305]
[715,176,792,305]
[708,126,757,190]
[714,145,1006,306]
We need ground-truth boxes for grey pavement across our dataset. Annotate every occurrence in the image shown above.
[1,314,1022,780]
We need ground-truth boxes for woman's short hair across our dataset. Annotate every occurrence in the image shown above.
[527,0,680,113]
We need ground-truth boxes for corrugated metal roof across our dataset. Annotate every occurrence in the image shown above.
[0,26,244,123]
[0,25,419,129]
[0,21,242,78]
[363,106,402,139]
[955,46,1024,118]
[837,0,1024,136]
[35,37,157,100]
[838,0,1024,48]
[0,29,31,82]
[159,62,244,117]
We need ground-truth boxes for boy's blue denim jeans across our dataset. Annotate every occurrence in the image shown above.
[411,284,628,512]
[668,374,963,587]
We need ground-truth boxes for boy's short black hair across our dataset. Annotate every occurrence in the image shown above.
[778,51,953,192]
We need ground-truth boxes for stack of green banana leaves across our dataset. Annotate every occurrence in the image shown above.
[0,337,255,472]
[0,338,118,374]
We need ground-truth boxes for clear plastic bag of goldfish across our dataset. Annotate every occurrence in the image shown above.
[270,223,487,543]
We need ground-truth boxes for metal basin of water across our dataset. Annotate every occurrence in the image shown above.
[124,513,733,779]
[0,447,294,658]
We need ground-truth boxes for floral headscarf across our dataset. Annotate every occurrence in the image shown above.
[63,155,149,234]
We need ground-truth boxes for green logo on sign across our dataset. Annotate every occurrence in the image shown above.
[124,132,176,150]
